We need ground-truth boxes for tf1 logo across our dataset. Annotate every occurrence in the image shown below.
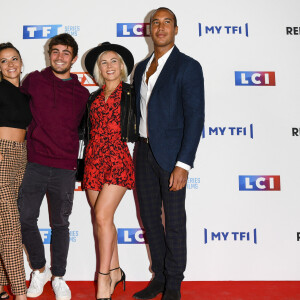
[72,72,97,87]
[117,23,150,37]
[40,229,52,244]
[239,176,281,191]
[117,228,146,244]
[40,229,79,243]
[23,25,62,39]
[75,182,83,191]
[199,23,249,37]
[202,124,254,139]
[204,228,257,244]
[235,71,276,86]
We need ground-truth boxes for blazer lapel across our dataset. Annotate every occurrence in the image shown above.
[149,46,179,99]
[135,57,151,98]
[135,56,151,117]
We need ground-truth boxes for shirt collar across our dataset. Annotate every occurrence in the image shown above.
[147,46,175,69]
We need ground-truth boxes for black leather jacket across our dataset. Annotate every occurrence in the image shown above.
[79,82,138,146]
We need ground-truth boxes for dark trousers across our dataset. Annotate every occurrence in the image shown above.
[135,141,187,290]
[18,162,75,277]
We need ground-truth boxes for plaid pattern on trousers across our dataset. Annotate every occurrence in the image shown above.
[135,141,187,290]
[0,139,27,295]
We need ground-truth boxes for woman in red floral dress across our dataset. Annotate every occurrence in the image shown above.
[83,42,137,300]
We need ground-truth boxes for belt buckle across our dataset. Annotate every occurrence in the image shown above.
[140,137,149,143]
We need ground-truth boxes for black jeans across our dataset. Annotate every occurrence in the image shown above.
[18,162,76,277]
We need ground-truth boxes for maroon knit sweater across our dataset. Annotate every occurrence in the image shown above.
[21,67,89,170]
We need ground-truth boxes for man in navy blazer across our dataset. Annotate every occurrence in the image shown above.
[133,7,204,300]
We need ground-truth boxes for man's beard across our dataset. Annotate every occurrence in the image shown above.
[50,65,71,75]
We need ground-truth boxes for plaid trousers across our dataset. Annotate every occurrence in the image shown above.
[0,139,27,295]
[135,141,187,290]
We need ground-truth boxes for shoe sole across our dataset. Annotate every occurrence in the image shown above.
[27,294,43,298]
[133,292,163,300]
[55,296,71,300]
[27,270,52,298]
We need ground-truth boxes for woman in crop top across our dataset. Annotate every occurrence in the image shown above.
[0,42,31,300]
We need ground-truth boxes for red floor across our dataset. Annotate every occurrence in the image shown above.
[5,281,300,299]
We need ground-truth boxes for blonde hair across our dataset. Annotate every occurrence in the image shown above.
[93,51,128,86]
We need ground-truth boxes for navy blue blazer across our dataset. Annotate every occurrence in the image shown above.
[134,46,205,172]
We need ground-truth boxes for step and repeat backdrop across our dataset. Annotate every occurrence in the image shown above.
[1,0,300,281]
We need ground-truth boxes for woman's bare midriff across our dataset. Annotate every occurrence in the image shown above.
[0,127,26,142]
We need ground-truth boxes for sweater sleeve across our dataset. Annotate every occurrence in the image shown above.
[20,73,32,96]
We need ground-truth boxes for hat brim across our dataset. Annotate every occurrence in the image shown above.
[84,43,134,78]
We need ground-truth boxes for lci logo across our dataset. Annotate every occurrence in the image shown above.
[202,124,254,139]
[117,23,150,37]
[204,228,257,244]
[23,25,80,39]
[187,177,200,189]
[117,228,146,244]
[235,71,276,86]
[292,128,300,136]
[199,23,249,37]
[239,176,281,191]
[72,72,97,86]
[39,229,79,244]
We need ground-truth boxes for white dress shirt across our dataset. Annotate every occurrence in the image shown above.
[139,46,191,171]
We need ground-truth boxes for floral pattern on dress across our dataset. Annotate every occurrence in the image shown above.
[83,82,135,191]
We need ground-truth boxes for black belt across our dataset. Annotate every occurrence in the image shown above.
[139,137,149,143]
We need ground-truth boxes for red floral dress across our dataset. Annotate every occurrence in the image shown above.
[83,82,135,191]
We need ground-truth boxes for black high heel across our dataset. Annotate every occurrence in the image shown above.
[0,291,9,300]
[97,271,111,300]
[110,267,126,292]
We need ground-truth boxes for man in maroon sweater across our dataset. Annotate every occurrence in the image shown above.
[19,33,89,300]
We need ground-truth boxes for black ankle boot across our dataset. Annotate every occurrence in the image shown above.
[133,279,165,299]
[162,289,181,300]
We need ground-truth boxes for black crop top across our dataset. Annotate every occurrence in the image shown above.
[0,79,32,129]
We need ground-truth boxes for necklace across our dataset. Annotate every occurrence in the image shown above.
[104,87,115,102]
[104,82,120,101]
[105,88,114,94]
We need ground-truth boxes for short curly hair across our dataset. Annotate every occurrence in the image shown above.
[48,33,78,59]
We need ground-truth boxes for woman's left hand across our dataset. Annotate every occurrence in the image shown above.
[0,152,3,162]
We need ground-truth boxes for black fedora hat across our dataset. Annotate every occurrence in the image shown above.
[85,42,134,77]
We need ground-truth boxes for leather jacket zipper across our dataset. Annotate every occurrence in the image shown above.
[126,89,131,142]
[86,102,90,144]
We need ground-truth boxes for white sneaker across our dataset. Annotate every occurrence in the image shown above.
[27,265,52,297]
[52,277,71,300]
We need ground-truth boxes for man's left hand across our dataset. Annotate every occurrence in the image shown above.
[169,166,188,191]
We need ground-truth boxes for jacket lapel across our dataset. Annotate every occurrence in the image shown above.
[135,57,150,99]
[149,46,179,100]
[135,56,151,117]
